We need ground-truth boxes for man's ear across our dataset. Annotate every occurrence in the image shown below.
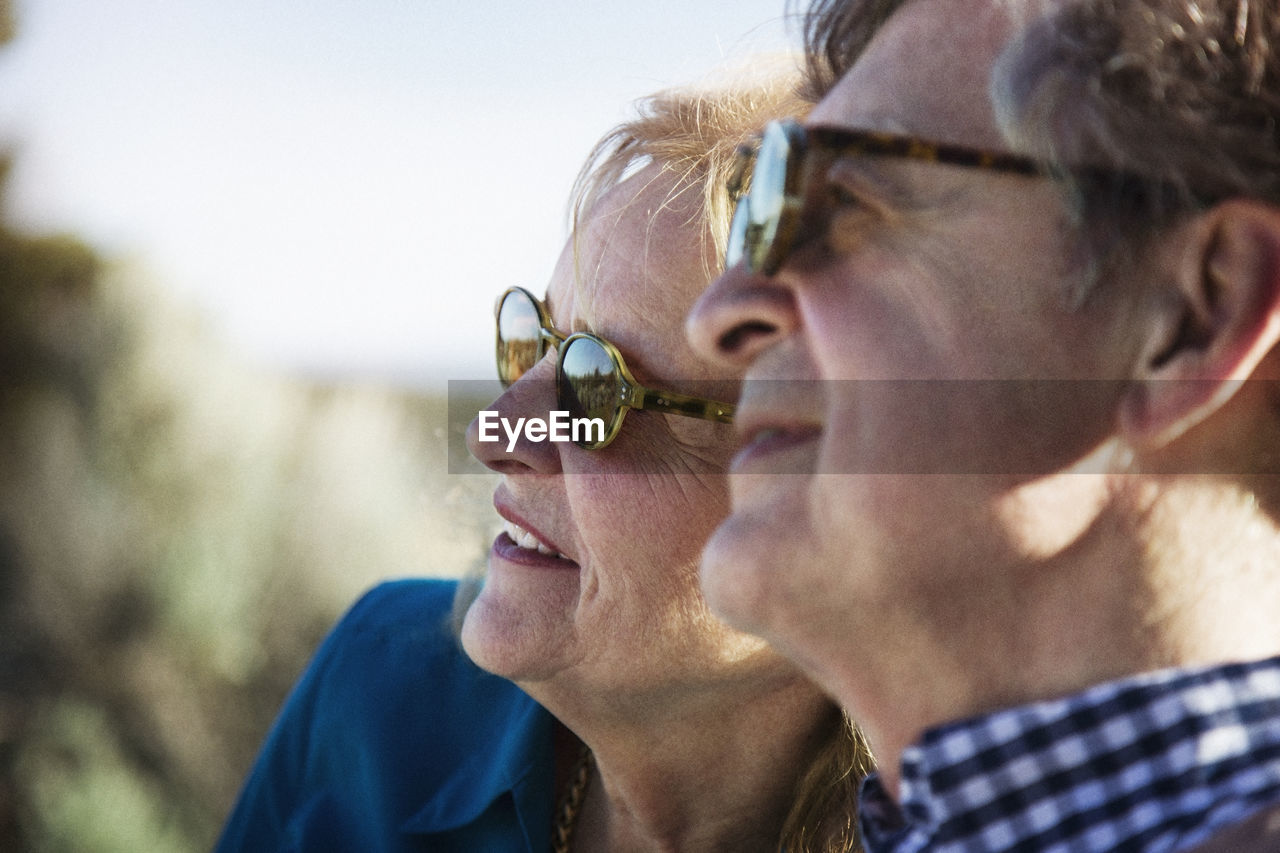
[1119,200,1280,447]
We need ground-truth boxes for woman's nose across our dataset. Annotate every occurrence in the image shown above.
[466,353,564,475]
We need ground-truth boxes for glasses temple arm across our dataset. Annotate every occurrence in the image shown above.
[633,388,735,424]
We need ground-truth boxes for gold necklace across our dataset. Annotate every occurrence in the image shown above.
[551,746,594,853]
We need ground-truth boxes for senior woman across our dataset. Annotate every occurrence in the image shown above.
[215,67,871,853]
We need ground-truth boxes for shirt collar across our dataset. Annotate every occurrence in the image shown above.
[860,656,1280,851]
[400,694,555,842]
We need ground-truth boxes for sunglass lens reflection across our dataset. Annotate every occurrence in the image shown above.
[558,337,622,430]
[497,291,543,386]
[726,197,751,270]
[744,122,792,272]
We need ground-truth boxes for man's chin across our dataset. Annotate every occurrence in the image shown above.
[698,512,799,637]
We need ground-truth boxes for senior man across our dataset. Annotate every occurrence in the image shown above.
[688,0,1280,849]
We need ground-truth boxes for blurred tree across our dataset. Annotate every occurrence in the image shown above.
[0,154,111,851]
[0,158,492,852]
[0,11,492,850]
[0,0,13,46]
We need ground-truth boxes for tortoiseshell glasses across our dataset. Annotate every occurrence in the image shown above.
[726,118,1048,275]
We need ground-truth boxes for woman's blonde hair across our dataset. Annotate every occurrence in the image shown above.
[569,55,808,282]
[563,60,875,853]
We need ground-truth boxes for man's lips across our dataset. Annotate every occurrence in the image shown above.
[731,420,823,473]
[731,376,824,460]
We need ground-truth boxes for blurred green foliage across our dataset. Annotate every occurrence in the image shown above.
[0,152,496,850]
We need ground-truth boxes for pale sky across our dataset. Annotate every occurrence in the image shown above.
[0,0,797,388]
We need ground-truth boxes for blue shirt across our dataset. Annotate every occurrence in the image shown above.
[859,656,1280,852]
[215,579,557,852]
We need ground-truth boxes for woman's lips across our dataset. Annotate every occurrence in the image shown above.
[501,517,562,557]
[491,531,579,569]
[489,505,578,569]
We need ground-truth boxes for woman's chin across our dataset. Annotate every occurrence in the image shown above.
[459,582,575,683]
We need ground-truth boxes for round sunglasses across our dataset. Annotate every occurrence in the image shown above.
[495,286,735,450]
[726,119,1048,276]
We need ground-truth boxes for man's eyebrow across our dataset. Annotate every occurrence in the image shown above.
[823,154,942,212]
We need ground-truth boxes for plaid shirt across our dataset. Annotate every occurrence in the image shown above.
[859,656,1280,852]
